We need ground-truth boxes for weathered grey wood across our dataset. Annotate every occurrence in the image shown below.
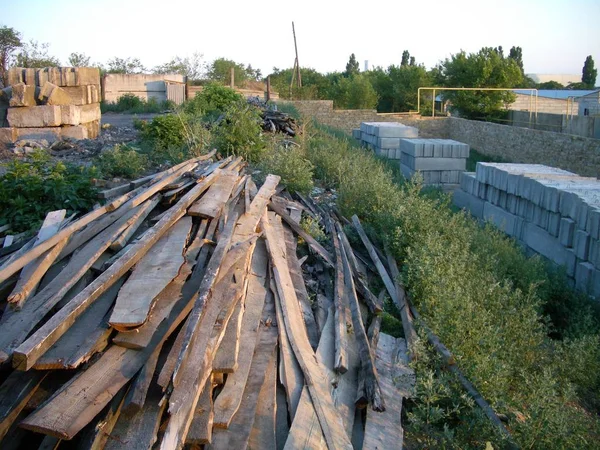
[33,277,126,370]
[338,223,384,411]
[208,298,278,450]
[110,195,161,251]
[157,318,188,390]
[272,279,304,421]
[283,224,319,350]
[188,170,239,218]
[0,204,143,365]
[212,298,244,373]
[315,293,333,336]
[269,201,334,267]
[275,383,289,450]
[99,182,134,199]
[264,212,353,450]
[249,351,277,450]
[37,435,61,450]
[122,342,163,415]
[186,377,214,445]
[105,388,166,450]
[363,334,405,450]
[212,240,269,428]
[8,209,66,307]
[0,370,47,440]
[385,246,418,360]
[109,217,192,331]
[12,171,219,370]
[332,227,349,374]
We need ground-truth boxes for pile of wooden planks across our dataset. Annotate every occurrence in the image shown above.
[0,153,414,449]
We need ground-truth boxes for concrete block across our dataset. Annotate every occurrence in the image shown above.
[48,67,61,86]
[424,171,441,184]
[81,119,100,139]
[372,122,418,138]
[7,67,24,86]
[574,230,590,260]
[400,139,424,158]
[9,83,37,107]
[15,127,61,143]
[588,239,600,267]
[0,127,17,144]
[559,218,575,247]
[591,269,600,299]
[483,201,521,237]
[7,105,61,127]
[460,172,476,194]
[38,83,72,106]
[23,68,36,86]
[423,141,434,157]
[377,137,401,149]
[0,104,7,127]
[402,154,466,171]
[547,212,561,237]
[60,105,81,126]
[523,222,577,276]
[433,141,443,158]
[61,125,88,140]
[352,129,361,139]
[575,262,594,292]
[60,67,77,87]
[586,208,600,240]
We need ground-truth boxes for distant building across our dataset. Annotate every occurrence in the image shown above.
[511,89,596,115]
[576,90,600,116]
[527,74,582,86]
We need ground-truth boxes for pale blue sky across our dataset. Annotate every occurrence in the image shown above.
[2,0,599,82]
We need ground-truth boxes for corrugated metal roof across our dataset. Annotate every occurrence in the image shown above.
[514,89,597,99]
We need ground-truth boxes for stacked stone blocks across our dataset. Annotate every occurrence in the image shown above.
[0,67,101,143]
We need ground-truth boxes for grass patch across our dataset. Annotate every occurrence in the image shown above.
[466,148,507,172]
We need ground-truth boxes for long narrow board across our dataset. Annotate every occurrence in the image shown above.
[212,240,269,428]
[33,276,126,370]
[363,334,406,450]
[109,217,192,331]
[0,370,47,440]
[188,171,239,218]
[208,297,279,450]
[110,194,162,251]
[212,299,244,373]
[264,212,353,450]
[185,377,214,445]
[248,353,278,449]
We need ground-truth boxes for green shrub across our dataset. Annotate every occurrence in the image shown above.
[299,215,326,243]
[212,102,266,162]
[95,144,149,179]
[0,151,98,233]
[137,114,186,150]
[259,143,314,194]
[184,83,243,118]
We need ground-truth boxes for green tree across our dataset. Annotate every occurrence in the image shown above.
[0,26,22,86]
[68,52,91,67]
[440,47,524,119]
[107,57,145,74]
[206,58,248,87]
[15,40,60,68]
[366,62,431,113]
[582,55,597,88]
[268,67,329,100]
[537,80,565,90]
[344,53,359,77]
[153,52,203,80]
[509,46,524,73]
[401,50,410,67]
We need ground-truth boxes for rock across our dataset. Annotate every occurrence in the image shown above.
[9,83,37,107]
[14,139,49,149]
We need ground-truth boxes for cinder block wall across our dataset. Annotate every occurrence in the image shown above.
[447,118,600,177]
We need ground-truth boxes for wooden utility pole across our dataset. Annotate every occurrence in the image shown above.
[292,22,302,88]
[266,76,271,102]
[230,67,235,88]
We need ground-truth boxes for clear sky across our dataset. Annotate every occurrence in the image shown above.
[2,0,599,82]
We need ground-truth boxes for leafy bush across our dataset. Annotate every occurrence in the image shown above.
[212,102,266,162]
[95,144,149,179]
[299,215,326,243]
[137,114,186,150]
[101,94,173,114]
[184,83,243,118]
[0,151,98,233]
[259,142,314,194]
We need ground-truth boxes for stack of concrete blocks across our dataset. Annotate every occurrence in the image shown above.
[454,162,600,296]
[354,121,419,156]
[0,67,101,144]
[398,138,470,186]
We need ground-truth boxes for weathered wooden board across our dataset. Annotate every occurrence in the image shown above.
[186,377,214,445]
[157,319,188,390]
[109,217,192,331]
[332,228,349,373]
[264,212,352,450]
[208,298,278,450]
[248,352,278,449]
[122,342,163,414]
[212,240,269,428]
[110,195,161,251]
[188,171,239,219]
[0,370,47,441]
[33,277,126,370]
[363,333,406,450]
[7,210,66,307]
[212,299,244,373]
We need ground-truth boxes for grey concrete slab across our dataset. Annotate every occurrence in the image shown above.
[559,218,576,247]
[522,222,577,276]
[574,229,591,260]
[483,201,522,237]
[547,212,561,237]
[401,154,466,171]
[371,122,419,138]
[377,137,401,149]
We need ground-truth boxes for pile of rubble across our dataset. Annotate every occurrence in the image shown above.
[0,67,101,145]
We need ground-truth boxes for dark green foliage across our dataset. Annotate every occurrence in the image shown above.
[95,144,149,179]
[537,80,565,90]
[137,113,187,150]
[212,102,266,162]
[206,58,259,87]
[15,39,60,68]
[101,94,173,114]
[0,151,98,233]
[184,83,243,118]
[582,55,597,88]
[68,52,91,67]
[440,47,524,120]
[508,46,524,73]
[401,50,410,67]
[344,53,360,77]
[466,148,506,172]
[259,142,314,194]
[0,25,22,85]
[106,56,145,74]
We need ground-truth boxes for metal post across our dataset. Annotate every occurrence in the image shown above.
[432,89,435,117]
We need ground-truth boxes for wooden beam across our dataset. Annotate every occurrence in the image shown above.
[0,370,47,440]
[212,299,244,373]
[185,377,214,445]
[121,342,163,415]
[110,194,161,251]
[331,225,349,374]
[188,170,239,218]
[249,352,277,449]
[109,217,192,331]
[12,170,220,370]
[264,212,353,450]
